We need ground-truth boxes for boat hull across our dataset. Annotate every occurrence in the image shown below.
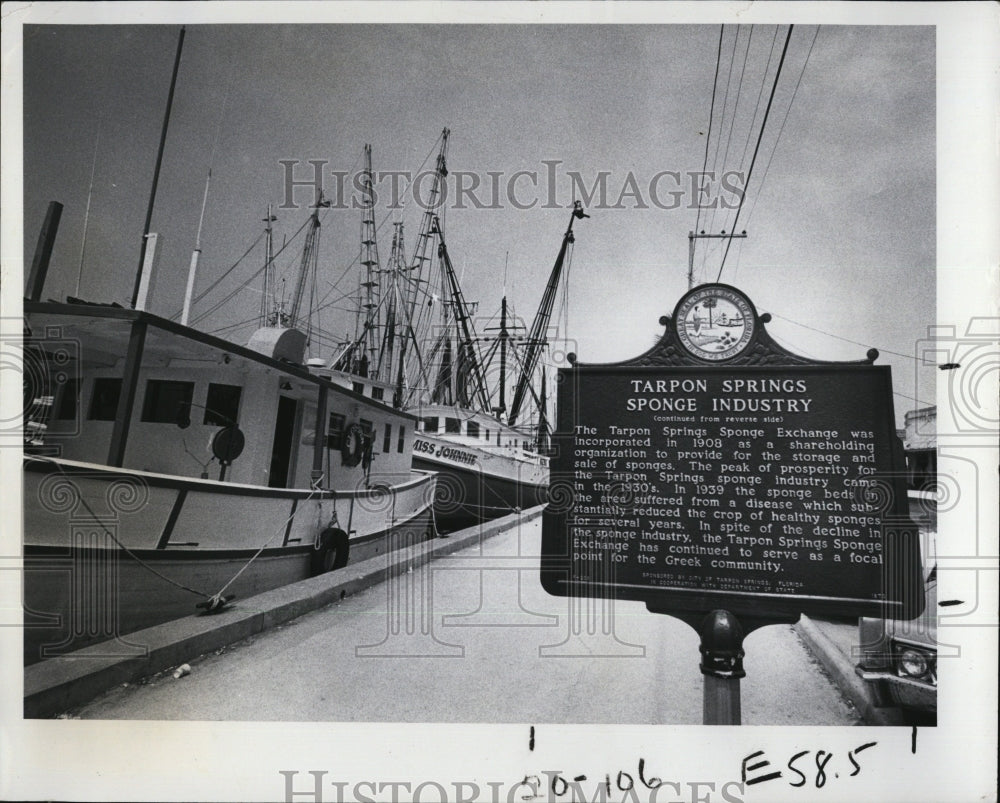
[413,454,547,530]
[22,457,435,664]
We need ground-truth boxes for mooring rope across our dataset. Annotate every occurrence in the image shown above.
[32,456,325,610]
[34,457,210,598]
[209,480,325,603]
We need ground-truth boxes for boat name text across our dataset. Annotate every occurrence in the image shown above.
[414,439,479,466]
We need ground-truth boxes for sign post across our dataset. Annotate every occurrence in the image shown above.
[541,284,924,725]
[699,610,744,725]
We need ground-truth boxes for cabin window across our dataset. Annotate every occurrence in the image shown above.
[423,416,439,433]
[907,449,937,491]
[467,421,480,438]
[445,417,461,434]
[397,425,406,453]
[383,423,392,454]
[352,382,365,395]
[141,380,195,423]
[204,383,242,426]
[485,429,490,442]
[327,412,346,448]
[371,386,384,401]
[54,376,79,421]
[88,378,123,421]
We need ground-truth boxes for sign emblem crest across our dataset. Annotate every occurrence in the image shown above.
[674,284,756,361]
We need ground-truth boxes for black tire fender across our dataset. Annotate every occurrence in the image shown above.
[311,527,350,575]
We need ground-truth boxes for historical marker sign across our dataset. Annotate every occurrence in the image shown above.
[541,285,924,621]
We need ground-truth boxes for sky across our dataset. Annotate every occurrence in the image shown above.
[20,23,935,423]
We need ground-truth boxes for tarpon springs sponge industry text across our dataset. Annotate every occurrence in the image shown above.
[623,378,813,413]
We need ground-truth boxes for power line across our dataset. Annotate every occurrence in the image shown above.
[892,390,935,409]
[768,312,925,361]
[692,25,725,245]
[701,25,742,270]
[715,24,755,216]
[737,26,780,181]
[716,24,794,282]
[745,26,821,229]
[712,25,757,264]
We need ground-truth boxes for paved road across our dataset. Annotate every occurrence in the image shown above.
[74,517,861,724]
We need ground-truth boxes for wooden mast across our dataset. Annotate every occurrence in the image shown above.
[131,26,186,309]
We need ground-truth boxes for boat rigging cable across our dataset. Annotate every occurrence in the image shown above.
[186,213,312,326]
[35,457,210,599]
[715,24,794,282]
[312,135,441,319]
[168,231,263,321]
[508,202,588,426]
[322,131,447,388]
[401,130,452,398]
[209,482,324,604]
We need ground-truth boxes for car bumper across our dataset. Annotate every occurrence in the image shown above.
[855,667,937,712]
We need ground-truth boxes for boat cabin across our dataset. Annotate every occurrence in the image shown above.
[24,303,419,489]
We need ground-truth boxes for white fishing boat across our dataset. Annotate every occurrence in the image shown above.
[21,294,436,665]
[409,403,548,526]
[20,32,435,664]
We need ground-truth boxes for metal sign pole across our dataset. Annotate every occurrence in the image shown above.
[698,610,746,726]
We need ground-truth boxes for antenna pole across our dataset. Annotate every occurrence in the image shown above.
[76,119,102,297]
[498,295,508,417]
[260,204,277,326]
[181,168,212,326]
[131,26,185,308]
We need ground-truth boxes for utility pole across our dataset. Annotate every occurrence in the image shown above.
[688,229,747,288]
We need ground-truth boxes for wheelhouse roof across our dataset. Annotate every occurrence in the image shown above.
[23,300,418,421]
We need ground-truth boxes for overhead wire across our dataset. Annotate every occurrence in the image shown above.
[692,25,725,246]
[767,312,923,361]
[715,24,755,215]
[709,25,757,271]
[744,25,821,229]
[736,26,780,178]
[700,25,742,273]
[764,311,935,408]
[716,24,794,282]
